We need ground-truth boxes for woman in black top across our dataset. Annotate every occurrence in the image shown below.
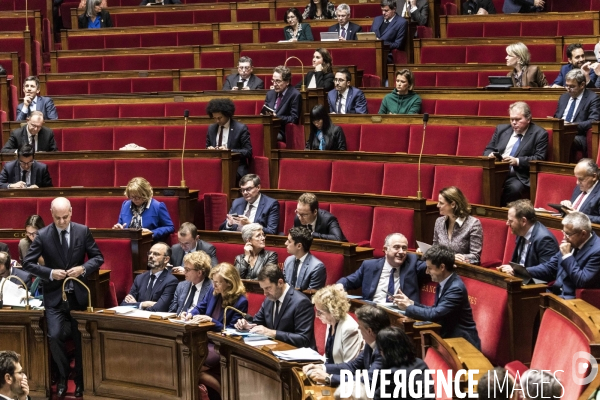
[306,105,347,151]
[296,48,335,92]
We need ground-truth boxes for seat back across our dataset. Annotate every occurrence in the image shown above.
[534,173,574,209]
[278,159,332,191]
[370,207,416,257]
[433,166,483,204]
[479,217,509,268]
[330,161,384,195]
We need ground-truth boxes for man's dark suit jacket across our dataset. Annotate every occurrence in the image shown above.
[168,279,212,314]
[371,14,407,51]
[374,359,432,400]
[325,343,383,387]
[293,209,347,241]
[528,232,600,299]
[554,89,600,136]
[553,64,597,88]
[1,126,58,153]
[397,0,429,26]
[205,119,253,177]
[23,222,104,309]
[405,273,481,349]
[171,240,218,267]
[222,74,264,90]
[121,269,179,312]
[282,252,326,291]
[483,122,548,188]
[16,96,58,121]
[253,286,316,349]
[511,221,559,269]
[264,87,301,138]
[327,86,368,114]
[502,0,537,13]
[219,194,280,235]
[571,183,600,224]
[0,242,32,288]
[0,160,53,189]
[327,21,363,40]
[337,255,425,303]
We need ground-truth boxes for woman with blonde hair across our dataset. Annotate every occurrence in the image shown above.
[506,42,548,87]
[113,177,175,243]
[312,285,363,363]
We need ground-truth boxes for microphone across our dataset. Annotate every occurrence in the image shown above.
[417,113,429,199]
[61,277,93,312]
[244,313,254,323]
[222,306,252,333]
[0,275,31,310]
[25,0,29,32]
[180,109,189,187]
[284,56,305,92]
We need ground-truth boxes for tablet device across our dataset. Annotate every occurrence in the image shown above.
[509,262,547,285]
[320,32,339,41]
[356,32,377,41]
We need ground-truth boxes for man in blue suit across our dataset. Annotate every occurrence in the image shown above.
[328,69,368,115]
[338,233,425,303]
[169,251,213,315]
[527,212,600,299]
[393,245,481,350]
[235,263,316,349]
[327,4,363,41]
[560,159,600,224]
[497,199,559,275]
[121,242,179,311]
[502,0,544,13]
[262,66,301,142]
[551,44,598,88]
[370,0,408,63]
[302,305,389,387]
[283,226,326,291]
[16,76,58,121]
[219,174,280,235]
[0,144,53,189]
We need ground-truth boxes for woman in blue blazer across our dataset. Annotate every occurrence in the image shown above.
[113,177,175,243]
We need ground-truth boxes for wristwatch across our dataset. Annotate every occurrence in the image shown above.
[325,374,331,386]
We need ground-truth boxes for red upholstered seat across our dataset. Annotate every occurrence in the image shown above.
[131,77,174,93]
[466,45,507,63]
[483,22,520,37]
[202,193,228,231]
[119,104,166,118]
[179,76,220,91]
[57,56,103,73]
[236,8,271,22]
[312,251,345,285]
[382,163,435,199]
[361,74,381,87]
[114,159,170,187]
[155,10,193,25]
[521,21,558,36]
[285,123,305,150]
[446,22,483,38]
[250,157,270,188]
[337,124,361,151]
[0,199,38,229]
[533,173,574,209]
[330,161,384,194]
[105,34,143,49]
[37,198,86,229]
[328,204,373,246]
[408,125,459,155]
[164,103,208,118]
[87,78,132,95]
[423,347,452,400]
[370,207,415,257]
[443,2,458,15]
[155,196,180,232]
[576,289,600,309]
[457,126,496,157]
[435,100,478,116]
[73,105,119,119]
[177,31,213,46]
[502,228,517,265]
[58,160,115,187]
[113,126,165,150]
[558,20,594,36]
[219,29,254,45]
[95,238,133,302]
[525,100,557,119]
[112,13,154,27]
[278,159,332,191]
[240,50,286,67]
[351,3,381,18]
[191,9,231,24]
[47,80,89,95]
[246,292,266,316]
[366,98,382,114]
[85,198,124,228]
[527,44,559,63]
[168,159,222,196]
[478,100,512,117]
[435,71,479,87]
[200,52,232,69]
[314,315,327,355]
[43,161,59,187]
[421,99,436,115]
[1,239,21,263]
[282,200,296,234]
[164,126,207,150]
[105,55,149,71]
[359,124,410,153]
[330,48,377,76]
[420,45,466,64]
[433,166,483,204]
[413,71,436,87]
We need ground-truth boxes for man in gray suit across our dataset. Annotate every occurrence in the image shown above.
[169,251,213,315]
[283,226,327,291]
[222,56,265,91]
[170,222,218,272]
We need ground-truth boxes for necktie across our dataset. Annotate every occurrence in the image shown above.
[241,78,246,87]
[273,300,281,324]
[509,134,522,157]
[566,98,577,122]
[387,267,397,296]
[275,93,283,110]
[142,274,157,300]
[341,27,346,39]
[518,237,528,265]
[290,258,300,287]
[183,284,197,312]
[435,284,441,305]
[245,204,253,218]
[21,170,27,184]
[337,94,343,114]
[573,191,587,210]
[217,125,224,147]
[317,131,325,150]
[305,224,313,232]
[29,100,36,115]
[60,229,69,260]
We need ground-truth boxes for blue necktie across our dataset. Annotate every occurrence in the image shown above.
[509,134,522,157]
[387,268,397,295]
[565,98,577,122]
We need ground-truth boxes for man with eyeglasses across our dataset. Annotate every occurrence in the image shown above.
[327,4,362,41]
[0,351,29,400]
[559,159,600,223]
[121,242,178,311]
[1,111,57,153]
[0,144,53,189]
[16,75,58,121]
[293,192,347,241]
[524,212,600,298]
[327,68,368,115]
[0,251,32,289]
[219,174,280,235]
[262,65,301,142]
[222,56,264,91]
[169,251,213,315]
[170,222,218,269]
[553,68,600,161]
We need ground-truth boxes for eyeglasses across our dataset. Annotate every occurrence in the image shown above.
[19,161,34,167]
[25,231,38,237]
[316,309,327,316]
[563,230,580,238]
[130,196,144,201]
[183,267,198,272]
[271,79,284,84]
[295,210,312,218]
[28,123,42,130]
[147,251,164,257]
[240,186,256,193]
[333,78,347,83]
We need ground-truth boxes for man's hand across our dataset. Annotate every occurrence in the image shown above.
[392,292,413,310]
[67,266,85,278]
[23,95,33,108]
[9,181,27,189]
[112,223,126,229]
[250,325,275,337]
[140,301,156,310]
[191,315,213,323]
[28,184,39,189]
[560,240,572,256]
[307,368,329,384]
[172,266,184,274]
[234,318,255,330]
[18,374,29,400]
[207,146,216,150]
[496,264,515,276]
[142,228,153,235]
[233,215,251,227]
[476,8,488,14]
[533,0,544,7]
[455,254,467,263]
[51,269,67,280]
[123,294,137,303]
[502,155,518,166]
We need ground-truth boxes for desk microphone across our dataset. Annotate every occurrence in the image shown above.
[180,109,189,187]
[417,113,429,199]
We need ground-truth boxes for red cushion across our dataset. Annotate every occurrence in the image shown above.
[413,71,437,87]
[447,22,483,38]
[131,77,174,93]
[104,55,149,71]
[328,204,373,245]
[424,347,453,400]
[112,13,154,27]
[457,126,496,157]
[337,124,361,151]
[192,9,231,24]
[466,45,508,63]
[370,207,415,257]
[330,161,383,195]
[200,52,233,69]
[436,71,479,87]
[521,21,558,36]
[330,48,377,76]
[88,78,132,95]
[61,127,114,151]
[433,166,483,204]
[435,100,479,116]
[219,29,254,45]
[0,199,38,229]
[558,20,593,36]
[59,160,115,187]
[95,238,133,302]
[46,80,89,95]
[421,45,466,64]
[155,196,180,230]
[311,251,345,285]
[278,159,332,191]
[73,105,119,119]
[408,125,459,155]
[351,3,382,18]
[105,34,142,49]
[178,31,214,46]
[382,163,435,199]
[57,56,102,73]
[359,124,410,153]
[203,193,228,231]
[478,100,513,117]
[241,49,287,67]
[85,198,124,228]
[528,44,559,63]
[479,217,509,268]
[168,159,222,195]
[314,315,327,355]
[482,22,520,37]
[246,292,266,316]
[155,11,193,25]
[114,159,170,187]
[119,104,166,118]
[533,173,574,209]
[164,126,208,150]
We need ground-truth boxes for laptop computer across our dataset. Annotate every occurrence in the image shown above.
[486,76,513,90]
[509,262,547,285]
[320,32,339,41]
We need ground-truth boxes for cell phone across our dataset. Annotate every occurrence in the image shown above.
[236,329,250,333]
[237,81,244,89]
[492,152,503,161]
[230,213,239,218]
[414,321,433,326]
[382,290,395,297]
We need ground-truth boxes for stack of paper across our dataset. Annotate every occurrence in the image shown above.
[0,278,32,307]
[272,348,325,362]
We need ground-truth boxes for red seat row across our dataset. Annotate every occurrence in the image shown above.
[446,20,594,39]
[412,70,561,88]
[419,43,557,64]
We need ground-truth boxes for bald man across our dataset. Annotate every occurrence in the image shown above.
[23,197,104,398]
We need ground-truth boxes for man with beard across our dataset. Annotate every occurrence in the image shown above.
[552,43,598,88]
[0,351,29,400]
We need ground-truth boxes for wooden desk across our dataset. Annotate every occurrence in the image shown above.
[73,311,213,400]
[291,367,334,400]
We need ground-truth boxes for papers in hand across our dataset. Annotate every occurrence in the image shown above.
[273,348,325,362]
[416,240,431,254]
[0,278,33,307]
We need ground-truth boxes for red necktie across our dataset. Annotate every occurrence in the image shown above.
[573,191,587,210]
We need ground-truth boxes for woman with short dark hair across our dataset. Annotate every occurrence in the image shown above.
[283,8,314,41]
[306,105,347,151]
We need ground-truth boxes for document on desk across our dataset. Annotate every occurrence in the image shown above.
[273,348,325,362]
[245,339,277,347]
[0,278,30,307]
[103,306,138,315]
[168,318,198,325]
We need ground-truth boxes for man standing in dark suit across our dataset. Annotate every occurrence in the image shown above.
[502,0,544,13]
[121,242,178,311]
[371,0,408,63]
[16,76,58,122]
[1,111,58,153]
[170,222,218,269]
[560,159,600,223]
[169,251,213,315]
[0,251,32,289]
[327,4,362,40]
[484,101,548,206]
[293,193,347,241]
[222,56,265,91]
[235,263,315,348]
[338,233,425,303]
[283,226,326,291]
[0,145,53,189]
[497,199,559,275]
[527,212,600,299]
[219,174,280,235]
[397,0,429,26]
[22,197,104,398]
[205,98,253,179]
[553,69,600,160]
[327,69,368,115]
[262,66,301,142]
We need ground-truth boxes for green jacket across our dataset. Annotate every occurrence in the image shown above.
[378,90,422,115]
